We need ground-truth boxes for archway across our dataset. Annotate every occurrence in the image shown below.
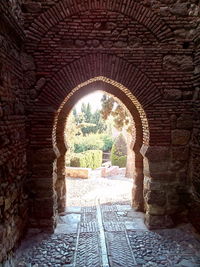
[28,49,184,231]
[53,76,149,218]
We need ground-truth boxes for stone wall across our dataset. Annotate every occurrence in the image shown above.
[0,1,28,264]
[190,18,200,232]
[1,0,200,262]
[21,0,200,231]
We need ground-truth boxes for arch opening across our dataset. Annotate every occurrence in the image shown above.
[52,76,149,218]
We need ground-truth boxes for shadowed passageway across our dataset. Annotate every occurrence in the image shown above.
[15,175,200,267]
[1,0,200,264]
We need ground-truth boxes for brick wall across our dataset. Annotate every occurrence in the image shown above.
[0,0,200,262]
[22,0,199,230]
[190,18,200,231]
[0,2,28,263]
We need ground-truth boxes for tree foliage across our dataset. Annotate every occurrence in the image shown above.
[100,94,132,133]
[111,134,127,167]
[74,134,113,153]
[73,103,107,136]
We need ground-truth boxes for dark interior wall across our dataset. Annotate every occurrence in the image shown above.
[0,0,200,263]
[22,0,200,231]
[190,20,200,232]
[0,1,28,263]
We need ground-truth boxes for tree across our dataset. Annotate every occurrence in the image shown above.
[100,94,134,177]
[100,94,132,133]
[73,103,107,136]
[111,134,127,167]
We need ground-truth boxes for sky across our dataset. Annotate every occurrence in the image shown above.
[75,91,104,112]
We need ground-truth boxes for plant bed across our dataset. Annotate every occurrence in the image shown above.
[66,167,92,179]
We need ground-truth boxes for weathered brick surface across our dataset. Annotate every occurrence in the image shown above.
[23,0,199,230]
[190,17,200,232]
[0,1,28,263]
[1,0,200,263]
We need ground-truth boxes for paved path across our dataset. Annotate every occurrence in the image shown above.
[15,175,200,267]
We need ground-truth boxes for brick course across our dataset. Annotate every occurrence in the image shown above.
[0,0,200,263]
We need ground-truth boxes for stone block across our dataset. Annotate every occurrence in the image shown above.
[145,213,174,229]
[75,40,86,48]
[0,197,3,206]
[163,55,193,71]
[163,89,182,100]
[140,145,170,161]
[169,161,187,172]
[182,91,193,100]
[144,177,162,191]
[146,190,166,206]
[30,149,55,163]
[24,70,36,88]
[20,53,35,71]
[177,114,193,129]
[30,178,53,191]
[65,167,92,179]
[172,130,191,145]
[170,3,189,16]
[14,102,24,115]
[35,199,54,218]
[171,146,189,161]
[4,198,11,211]
[106,22,117,30]
[22,2,42,13]
[144,158,169,176]
[35,77,46,91]
[101,166,119,177]
[147,204,166,215]
[114,41,127,48]
[144,170,176,182]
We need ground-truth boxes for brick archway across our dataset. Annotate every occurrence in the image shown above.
[28,55,178,230]
[53,77,149,217]
[26,0,174,48]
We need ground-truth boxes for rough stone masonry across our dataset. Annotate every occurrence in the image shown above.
[0,0,200,264]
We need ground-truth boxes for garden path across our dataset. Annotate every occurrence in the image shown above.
[15,173,200,267]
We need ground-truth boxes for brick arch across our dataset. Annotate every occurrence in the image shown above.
[37,54,161,110]
[26,0,173,45]
[53,77,148,216]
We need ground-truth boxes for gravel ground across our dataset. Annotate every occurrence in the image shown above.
[66,172,132,207]
[15,173,200,267]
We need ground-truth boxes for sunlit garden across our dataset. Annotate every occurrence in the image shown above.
[65,91,134,178]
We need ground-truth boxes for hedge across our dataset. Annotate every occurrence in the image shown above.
[70,150,102,170]
[74,134,104,153]
[111,134,127,167]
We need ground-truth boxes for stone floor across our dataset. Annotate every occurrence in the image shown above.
[15,174,200,267]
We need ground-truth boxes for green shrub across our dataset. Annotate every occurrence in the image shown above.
[111,134,127,167]
[74,134,114,153]
[100,134,114,152]
[74,134,104,153]
[70,153,86,167]
[70,150,102,169]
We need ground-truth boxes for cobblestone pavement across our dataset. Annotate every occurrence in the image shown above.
[15,175,200,267]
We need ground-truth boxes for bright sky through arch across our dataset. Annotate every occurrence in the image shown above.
[75,91,104,112]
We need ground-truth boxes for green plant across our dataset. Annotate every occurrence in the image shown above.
[70,153,86,167]
[74,134,104,153]
[111,134,127,167]
[100,134,114,152]
[70,150,102,169]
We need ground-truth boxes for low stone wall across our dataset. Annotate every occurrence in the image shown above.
[101,166,119,177]
[119,168,126,176]
[66,167,92,179]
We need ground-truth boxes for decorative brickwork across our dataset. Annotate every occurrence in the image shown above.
[0,2,27,264]
[1,0,200,263]
[24,0,197,232]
